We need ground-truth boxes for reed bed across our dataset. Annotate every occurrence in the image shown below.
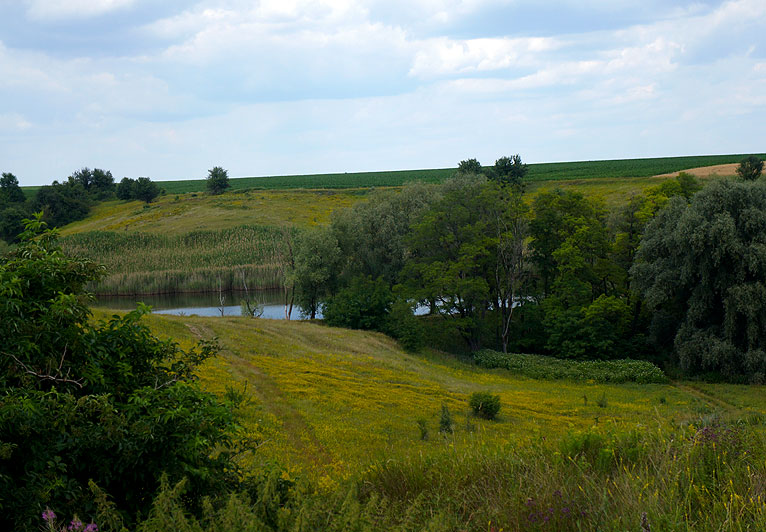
[62,225,293,294]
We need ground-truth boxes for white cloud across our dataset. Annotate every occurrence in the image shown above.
[0,113,32,131]
[24,0,137,20]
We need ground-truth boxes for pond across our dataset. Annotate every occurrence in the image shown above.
[94,289,318,319]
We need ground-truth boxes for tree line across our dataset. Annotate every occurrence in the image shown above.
[281,155,766,383]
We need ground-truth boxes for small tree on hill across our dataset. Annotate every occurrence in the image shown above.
[490,154,528,187]
[0,173,26,204]
[736,155,764,181]
[207,166,230,195]
[457,158,482,175]
[133,176,160,203]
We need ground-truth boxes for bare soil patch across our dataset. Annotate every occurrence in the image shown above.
[655,163,739,179]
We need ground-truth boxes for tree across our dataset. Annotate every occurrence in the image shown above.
[206,166,230,195]
[331,182,436,286]
[291,228,342,319]
[69,168,115,199]
[632,180,766,381]
[489,154,528,187]
[133,176,160,203]
[457,158,482,175]
[736,155,764,181]
[0,214,241,528]
[403,176,497,350]
[0,172,26,203]
[34,181,90,227]
[116,176,136,200]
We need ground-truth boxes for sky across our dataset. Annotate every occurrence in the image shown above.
[0,0,764,186]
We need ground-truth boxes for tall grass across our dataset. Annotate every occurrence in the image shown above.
[124,416,766,531]
[61,226,293,294]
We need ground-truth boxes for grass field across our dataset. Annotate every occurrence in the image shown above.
[102,311,766,530]
[121,312,766,477]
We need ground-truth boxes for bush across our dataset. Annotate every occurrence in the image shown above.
[0,215,240,529]
[469,392,501,420]
[473,349,668,384]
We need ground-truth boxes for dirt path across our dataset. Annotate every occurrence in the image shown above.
[185,322,333,466]
[674,383,740,415]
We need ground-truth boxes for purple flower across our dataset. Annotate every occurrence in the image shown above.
[68,518,83,531]
[84,524,99,532]
[42,508,57,522]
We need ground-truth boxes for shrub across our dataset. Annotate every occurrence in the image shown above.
[469,391,501,420]
[473,349,668,384]
[323,275,393,330]
[206,166,230,195]
[439,405,454,434]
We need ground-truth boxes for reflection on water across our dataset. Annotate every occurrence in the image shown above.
[94,289,318,320]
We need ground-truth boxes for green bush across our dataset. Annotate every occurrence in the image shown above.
[469,392,501,420]
[473,349,668,384]
[323,275,393,330]
[0,215,240,529]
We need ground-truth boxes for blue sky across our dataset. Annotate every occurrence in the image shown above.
[1,0,764,186]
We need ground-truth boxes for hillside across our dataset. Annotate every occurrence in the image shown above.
[130,312,766,477]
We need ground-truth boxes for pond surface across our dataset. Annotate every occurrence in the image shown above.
[94,289,317,319]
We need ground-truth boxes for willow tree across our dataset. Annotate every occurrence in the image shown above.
[632,180,766,381]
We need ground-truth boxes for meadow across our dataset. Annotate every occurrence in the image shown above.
[111,310,766,531]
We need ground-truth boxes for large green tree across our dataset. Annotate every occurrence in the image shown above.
[291,228,342,319]
[0,215,241,528]
[403,176,502,350]
[632,180,766,381]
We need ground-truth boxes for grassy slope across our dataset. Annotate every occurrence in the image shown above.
[118,311,766,483]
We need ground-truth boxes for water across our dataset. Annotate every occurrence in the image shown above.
[94,289,316,319]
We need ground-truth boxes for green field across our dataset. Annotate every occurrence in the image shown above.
[115,311,766,530]
[22,153,758,197]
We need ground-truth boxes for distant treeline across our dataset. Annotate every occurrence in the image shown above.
[0,168,162,243]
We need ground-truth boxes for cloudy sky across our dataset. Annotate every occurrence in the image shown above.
[1,0,764,186]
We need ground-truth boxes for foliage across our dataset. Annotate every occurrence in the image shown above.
[291,227,342,319]
[69,168,115,200]
[323,276,393,330]
[468,391,501,419]
[34,181,91,227]
[206,166,231,195]
[439,404,454,434]
[0,215,240,529]
[473,350,668,383]
[633,180,766,381]
[736,155,764,181]
[489,154,528,187]
[116,177,136,200]
[133,177,161,203]
[403,176,497,350]
[331,183,436,285]
[0,172,26,203]
[457,158,482,175]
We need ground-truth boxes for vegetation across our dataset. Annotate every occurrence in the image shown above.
[0,215,242,529]
[117,177,161,203]
[60,226,289,294]
[468,391,501,419]
[633,179,766,381]
[206,166,230,195]
[736,155,764,181]
[54,153,754,197]
[474,349,668,384]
